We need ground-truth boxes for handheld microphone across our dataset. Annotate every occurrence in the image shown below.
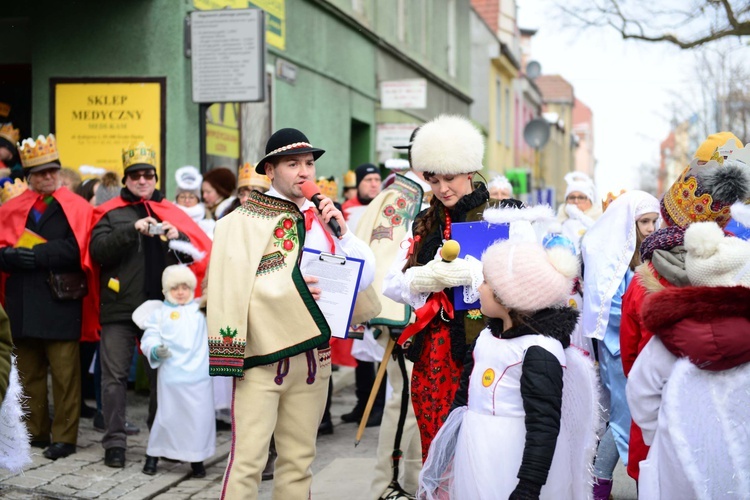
[300,180,343,238]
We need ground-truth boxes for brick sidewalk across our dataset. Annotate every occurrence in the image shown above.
[0,391,232,499]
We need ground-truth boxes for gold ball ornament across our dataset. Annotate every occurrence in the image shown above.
[441,240,460,262]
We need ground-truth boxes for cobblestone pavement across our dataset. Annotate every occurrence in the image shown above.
[0,368,637,499]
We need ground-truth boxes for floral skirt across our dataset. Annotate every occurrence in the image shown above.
[410,318,462,462]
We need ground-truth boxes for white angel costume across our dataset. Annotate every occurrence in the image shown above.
[134,299,216,462]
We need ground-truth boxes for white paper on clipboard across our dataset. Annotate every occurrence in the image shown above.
[300,247,365,339]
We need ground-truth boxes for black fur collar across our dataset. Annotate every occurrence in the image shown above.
[487,307,579,348]
[448,183,489,220]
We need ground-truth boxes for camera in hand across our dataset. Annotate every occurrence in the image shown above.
[148,223,165,235]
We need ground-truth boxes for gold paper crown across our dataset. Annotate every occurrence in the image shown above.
[344,170,356,188]
[237,162,270,191]
[602,190,626,212]
[663,159,732,228]
[0,103,10,118]
[121,142,157,170]
[0,123,19,145]
[316,176,338,200]
[0,178,28,203]
[18,134,60,168]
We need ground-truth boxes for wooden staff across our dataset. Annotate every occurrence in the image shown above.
[355,335,396,446]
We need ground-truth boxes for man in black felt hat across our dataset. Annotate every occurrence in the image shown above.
[207,127,376,499]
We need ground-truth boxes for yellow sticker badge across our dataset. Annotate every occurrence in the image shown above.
[482,368,495,387]
[170,311,180,320]
[569,298,578,309]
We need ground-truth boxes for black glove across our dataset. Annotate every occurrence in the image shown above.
[1,247,36,270]
[508,478,543,500]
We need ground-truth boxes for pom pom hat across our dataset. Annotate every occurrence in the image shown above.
[684,222,750,287]
[482,240,579,313]
[175,166,203,199]
[410,115,484,175]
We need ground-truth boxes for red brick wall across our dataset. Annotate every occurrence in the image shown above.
[472,0,500,32]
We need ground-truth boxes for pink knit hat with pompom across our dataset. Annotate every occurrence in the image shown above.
[482,241,579,313]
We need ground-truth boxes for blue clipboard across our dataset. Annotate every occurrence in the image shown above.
[450,221,510,310]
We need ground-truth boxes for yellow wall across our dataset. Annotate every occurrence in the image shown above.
[485,55,517,174]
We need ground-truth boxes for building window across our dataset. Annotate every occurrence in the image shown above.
[505,88,511,145]
[397,0,405,42]
[496,78,502,143]
[447,0,457,77]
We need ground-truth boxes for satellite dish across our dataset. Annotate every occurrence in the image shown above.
[523,118,551,150]
[526,60,541,79]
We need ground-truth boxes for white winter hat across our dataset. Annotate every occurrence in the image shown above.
[162,265,197,294]
[564,172,596,204]
[684,221,750,287]
[482,240,579,313]
[175,166,203,199]
[410,115,484,175]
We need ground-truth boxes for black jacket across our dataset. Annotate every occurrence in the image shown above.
[452,308,579,492]
[0,199,84,341]
[90,188,190,325]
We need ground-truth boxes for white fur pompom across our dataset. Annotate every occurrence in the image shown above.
[168,239,206,262]
[684,222,724,259]
[410,115,484,175]
[546,246,580,280]
[731,202,750,228]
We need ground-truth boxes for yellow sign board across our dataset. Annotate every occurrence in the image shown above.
[193,0,285,50]
[206,103,240,159]
[53,81,163,181]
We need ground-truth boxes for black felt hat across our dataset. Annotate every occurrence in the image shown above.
[255,128,325,175]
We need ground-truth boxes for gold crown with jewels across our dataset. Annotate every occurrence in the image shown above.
[238,162,270,191]
[0,123,19,145]
[18,134,60,169]
[0,178,28,203]
[122,142,157,170]
[316,176,338,200]
[602,189,626,212]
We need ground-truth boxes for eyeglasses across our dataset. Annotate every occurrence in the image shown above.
[566,195,589,202]
[126,171,157,181]
[176,193,198,201]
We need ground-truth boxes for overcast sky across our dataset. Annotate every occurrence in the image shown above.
[516,0,745,198]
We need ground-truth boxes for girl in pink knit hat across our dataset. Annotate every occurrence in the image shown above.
[418,237,598,500]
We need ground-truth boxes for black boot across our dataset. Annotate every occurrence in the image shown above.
[191,461,206,478]
[262,438,277,481]
[142,455,158,475]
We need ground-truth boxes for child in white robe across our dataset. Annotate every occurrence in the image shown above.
[134,265,215,477]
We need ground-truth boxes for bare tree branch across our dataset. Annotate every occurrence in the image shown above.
[557,0,750,49]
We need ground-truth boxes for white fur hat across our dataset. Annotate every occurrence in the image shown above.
[684,221,750,287]
[175,166,203,198]
[482,240,579,313]
[564,172,596,203]
[410,115,484,175]
[162,265,197,294]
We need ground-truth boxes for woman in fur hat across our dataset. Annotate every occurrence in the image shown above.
[626,221,750,499]
[133,265,216,478]
[419,236,598,500]
[580,190,660,499]
[383,115,512,462]
[619,153,750,483]
[557,172,602,253]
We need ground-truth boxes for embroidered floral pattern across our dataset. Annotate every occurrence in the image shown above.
[467,309,483,320]
[273,217,299,254]
[664,166,731,227]
[382,198,411,227]
[242,191,304,221]
[219,326,238,344]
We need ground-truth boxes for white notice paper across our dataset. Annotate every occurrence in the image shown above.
[300,248,364,339]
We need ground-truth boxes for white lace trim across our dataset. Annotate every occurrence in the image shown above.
[403,267,430,309]
[462,255,482,304]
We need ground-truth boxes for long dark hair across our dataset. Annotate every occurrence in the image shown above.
[403,194,441,271]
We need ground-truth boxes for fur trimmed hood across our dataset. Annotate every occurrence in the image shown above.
[642,285,750,371]
[491,307,579,348]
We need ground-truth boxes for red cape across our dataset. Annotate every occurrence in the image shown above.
[93,195,212,298]
[0,187,100,342]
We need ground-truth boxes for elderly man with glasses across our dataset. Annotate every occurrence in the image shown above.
[90,143,211,468]
[0,134,98,461]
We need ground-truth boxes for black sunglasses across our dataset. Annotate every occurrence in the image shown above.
[126,171,157,181]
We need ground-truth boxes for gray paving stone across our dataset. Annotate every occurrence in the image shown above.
[24,468,63,481]
[77,477,119,495]
[39,482,78,496]
[3,474,50,489]
[52,473,96,490]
